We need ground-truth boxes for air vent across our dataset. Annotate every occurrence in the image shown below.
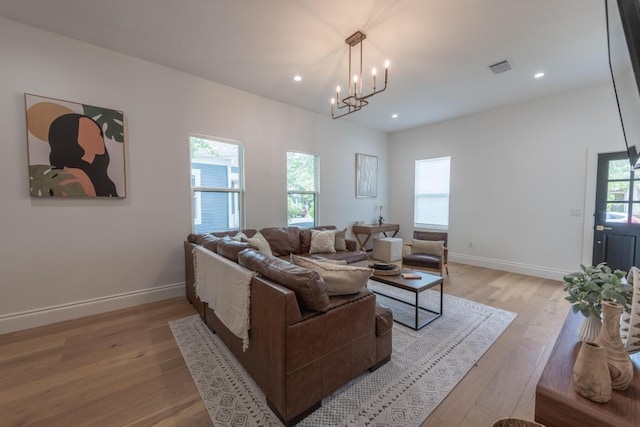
[489,60,512,74]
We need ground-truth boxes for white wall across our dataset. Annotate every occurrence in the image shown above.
[389,82,624,279]
[0,18,388,333]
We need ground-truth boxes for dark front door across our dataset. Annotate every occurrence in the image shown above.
[593,151,640,271]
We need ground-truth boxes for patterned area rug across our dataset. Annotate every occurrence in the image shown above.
[169,286,516,426]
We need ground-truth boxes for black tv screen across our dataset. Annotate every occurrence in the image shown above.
[608,0,640,169]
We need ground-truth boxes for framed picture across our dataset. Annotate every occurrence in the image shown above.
[356,153,378,198]
[25,93,126,197]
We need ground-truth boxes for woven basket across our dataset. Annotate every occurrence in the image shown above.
[371,265,401,276]
[492,418,545,427]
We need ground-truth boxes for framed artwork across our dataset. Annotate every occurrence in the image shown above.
[25,93,126,197]
[356,153,378,198]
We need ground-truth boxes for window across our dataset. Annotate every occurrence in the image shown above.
[287,151,318,228]
[190,136,243,233]
[605,158,640,223]
[414,156,450,229]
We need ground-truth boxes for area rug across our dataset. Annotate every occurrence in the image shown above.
[169,286,516,426]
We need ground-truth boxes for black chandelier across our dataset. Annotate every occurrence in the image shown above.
[331,31,389,119]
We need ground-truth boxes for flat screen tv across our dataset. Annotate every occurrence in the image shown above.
[608,0,640,169]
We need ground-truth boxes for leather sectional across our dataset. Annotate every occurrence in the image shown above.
[184,226,393,424]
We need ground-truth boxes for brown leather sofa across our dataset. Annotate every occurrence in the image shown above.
[184,226,392,424]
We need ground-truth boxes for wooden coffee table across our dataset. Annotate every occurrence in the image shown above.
[369,269,443,330]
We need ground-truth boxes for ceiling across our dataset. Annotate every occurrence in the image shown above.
[0,0,610,133]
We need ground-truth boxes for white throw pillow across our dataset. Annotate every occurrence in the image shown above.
[291,254,371,296]
[334,228,347,251]
[242,232,272,256]
[411,239,444,257]
[310,229,336,254]
[230,231,248,242]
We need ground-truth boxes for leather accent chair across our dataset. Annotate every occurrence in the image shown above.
[402,231,449,277]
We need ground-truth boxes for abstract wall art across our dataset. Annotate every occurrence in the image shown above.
[356,153,377,198]
[25,94,126,197]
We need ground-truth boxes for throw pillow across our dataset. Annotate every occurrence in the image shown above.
[291,254,371,296]
[242,232,272,256]
[411,239,444,257]
[309,229,336,254]
[230,231,248,242]
[334,228,347,251]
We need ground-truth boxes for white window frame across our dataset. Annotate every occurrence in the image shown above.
[286,151,319,227]
[191,169,202,225]
[189,135,245,232]
[414,156,451,230]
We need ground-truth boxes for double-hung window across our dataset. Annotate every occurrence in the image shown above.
[414,156,451,230]
[190,136,244,233]
[287,151,318,228]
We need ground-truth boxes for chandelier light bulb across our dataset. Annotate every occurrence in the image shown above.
[331,98,335,105]
[353,75,358,83]
[372,68,377,76]
[336,85,341,93]
[384,60,390,69]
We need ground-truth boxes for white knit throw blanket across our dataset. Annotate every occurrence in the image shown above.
[622,266,640,353]
[193,246,256,350]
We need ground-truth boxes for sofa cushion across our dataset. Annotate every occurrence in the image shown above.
[291,254,372,296]
[242,231,272,256]
[217,238,252,262]
[260,227,301,256]
[238,249,330,312]
[195,234,224,253]
[411,239,444,256]
[375,304,393,337]
[309,229,336,254]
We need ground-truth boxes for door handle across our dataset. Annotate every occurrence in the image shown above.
[596,225,613,231]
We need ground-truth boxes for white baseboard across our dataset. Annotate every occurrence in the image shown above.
[449,253,569,281]
[0,282,185,335]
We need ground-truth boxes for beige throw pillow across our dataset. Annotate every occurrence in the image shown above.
[242,232,272,256]
[411,239,444,257]
[231,231,248,242]
[291,254,371,296]
[334,228,347,251]
[309,229,336,254]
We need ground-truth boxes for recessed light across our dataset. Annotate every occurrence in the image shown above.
[293,75,302,82]
[392,113,398,118]
[534,72,545,79]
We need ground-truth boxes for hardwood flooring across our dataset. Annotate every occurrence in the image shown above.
[0,263,570,426]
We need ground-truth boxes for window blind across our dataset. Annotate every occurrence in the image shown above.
[414,156,450,229]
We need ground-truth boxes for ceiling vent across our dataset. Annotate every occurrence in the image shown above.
[489,60,512,74]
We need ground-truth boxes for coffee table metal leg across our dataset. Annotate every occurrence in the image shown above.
[415,291,419,330]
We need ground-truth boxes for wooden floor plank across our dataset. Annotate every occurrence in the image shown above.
[0,264,568,426]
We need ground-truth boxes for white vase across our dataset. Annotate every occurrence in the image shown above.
[578,313,602,343]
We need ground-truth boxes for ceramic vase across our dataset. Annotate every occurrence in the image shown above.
[595,301,634,390]
[578,313,602,343]
[572,341,612,403]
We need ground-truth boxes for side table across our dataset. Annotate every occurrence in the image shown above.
[351,224,400,251]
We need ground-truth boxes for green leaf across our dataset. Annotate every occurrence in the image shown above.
[29,164,88,196]
[83,105,124,143]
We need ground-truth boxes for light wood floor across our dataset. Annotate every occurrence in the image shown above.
[0,263,570,426]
